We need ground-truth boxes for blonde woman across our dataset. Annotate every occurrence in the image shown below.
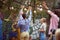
[39,18,47,40]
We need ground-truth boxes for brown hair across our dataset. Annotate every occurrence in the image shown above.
[42,18,46,22]
[22,13,26,19]
[40,18,46,23]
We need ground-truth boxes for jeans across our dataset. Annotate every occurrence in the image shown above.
[39,32,46,40]
[52,35,56,40]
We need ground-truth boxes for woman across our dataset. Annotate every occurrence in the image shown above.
[39,18,47,40]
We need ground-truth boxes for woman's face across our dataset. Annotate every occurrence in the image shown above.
[40,18,46,23]
[40,19,44,23]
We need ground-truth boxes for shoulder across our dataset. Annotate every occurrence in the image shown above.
[42,23,47,26]
[42,23,46,25]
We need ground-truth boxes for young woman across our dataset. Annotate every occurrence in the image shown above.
[39,18,47,40]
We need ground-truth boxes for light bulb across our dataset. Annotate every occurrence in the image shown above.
[40,5,42,7]
[39,8,43,11]
[24,8,27,11]
[34,10,36,13]
[48,10,51,12]
[10,7,14,10]
[11,7,14,9]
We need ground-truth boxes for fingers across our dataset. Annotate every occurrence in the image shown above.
[42,1,49,10]
[42,1,47,7]
[42,1,46,5]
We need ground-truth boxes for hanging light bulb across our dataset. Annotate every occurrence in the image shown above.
[24,8,27,11]
[40,5,42,7]
[39,8,43,11]
[37,7,43,11]
[37,4,43,11]
[11,7,14,9]
[10,6,14,10]
[34,10,36,13]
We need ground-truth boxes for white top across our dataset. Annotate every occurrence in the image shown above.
[40,23,47,31]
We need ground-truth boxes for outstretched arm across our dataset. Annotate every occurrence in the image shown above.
[47,10,59,21]
[28,10,32,21]
[42,1,59,21]
[18,5,25,21]
[18,8,23,20]
[28,6,32,21]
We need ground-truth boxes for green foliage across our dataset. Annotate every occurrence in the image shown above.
[36,10,49,19]
[29,27,33,35]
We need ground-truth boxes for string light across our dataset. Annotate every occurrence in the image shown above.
[11,7,14,9]
[24,8,27,11]
[34,10,36,13]
[40,5,42,7]
[10,7,14,10]
[39,8,43,11]
[37,7,43,11]
[37,4,43,11]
